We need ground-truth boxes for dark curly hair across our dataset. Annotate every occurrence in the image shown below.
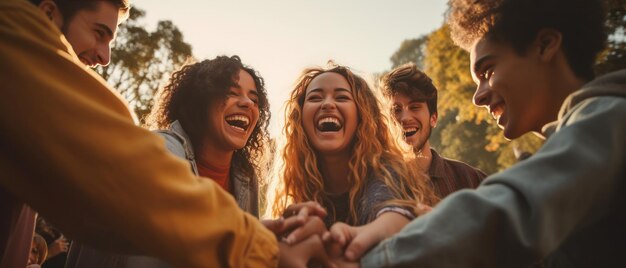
[447,0,607,80]
[145,55,270,179]
[382,63,438,115]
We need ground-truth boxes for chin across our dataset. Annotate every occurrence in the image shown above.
[502,125,524,140]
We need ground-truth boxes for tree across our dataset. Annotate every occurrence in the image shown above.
[390,36,429,69]
[95,8,193,122]
[595,0,626,75]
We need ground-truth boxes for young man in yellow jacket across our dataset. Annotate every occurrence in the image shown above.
[1,0,331,267]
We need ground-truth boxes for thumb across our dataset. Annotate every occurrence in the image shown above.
[344,232,378,261]
[261,218,285,234]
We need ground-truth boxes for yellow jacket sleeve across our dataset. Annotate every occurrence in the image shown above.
[0,0,278,267]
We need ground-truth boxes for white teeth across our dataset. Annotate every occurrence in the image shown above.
[231,125,245,131]
[404,127,417,133]
[225,115,250,127]
[317,117,341,128]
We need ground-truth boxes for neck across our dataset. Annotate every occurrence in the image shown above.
[197,141,233,168]
[415,142,433,173]
[319,151,352,195]
[536,63,587,138]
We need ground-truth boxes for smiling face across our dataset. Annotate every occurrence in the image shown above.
[302,72,358,156]
[64,1,119,67]
[392,93,437,151]
[206,69,260,151]
[470,38,554,139]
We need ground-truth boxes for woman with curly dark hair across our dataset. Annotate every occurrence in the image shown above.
[145,55,270,212]
[66,55,271,267]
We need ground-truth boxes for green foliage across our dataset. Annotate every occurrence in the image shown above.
[95,8,193,123]
[390,36,428,69]
[595,0,626,75]
[429,111,500,174]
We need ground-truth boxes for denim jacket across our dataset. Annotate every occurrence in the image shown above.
[155,120,260,217]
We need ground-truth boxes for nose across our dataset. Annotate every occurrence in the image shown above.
[321,97,336,110]
[237,94,255,109]
[96,43,111,66]
[472,82,491,107]
[399,109,413,124]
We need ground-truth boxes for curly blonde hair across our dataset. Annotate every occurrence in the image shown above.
[270,63,437,224]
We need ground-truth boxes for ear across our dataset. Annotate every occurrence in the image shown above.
[430,112,438,128]
[534,28,562,62]
[37,0,64,28]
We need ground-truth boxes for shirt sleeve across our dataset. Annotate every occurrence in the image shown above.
[361,95,626,267]
[0,1,278,267]
[360,175,416,225]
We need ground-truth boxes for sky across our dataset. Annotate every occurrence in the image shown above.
[133,0,448,136]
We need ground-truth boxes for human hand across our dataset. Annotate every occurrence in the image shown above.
[323,222,380,261]
[282,201,327,219]
[326,212,410,261]
[264,205,328,245]
[47,235,69,258]
[283,206,328,245]
[278,235,336,268]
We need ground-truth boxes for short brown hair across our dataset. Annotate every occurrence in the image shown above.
[382,63,438,115]
[31,0,131,22]
[447,0,606,80]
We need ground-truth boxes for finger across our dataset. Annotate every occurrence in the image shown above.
[299,235,337,268]
[274,216,306,238]
[297,206,309,220]
[324,239,344,259]
[261,218,285,234]
[286,216,327,245]
[281,215,306,232]
[329,223,351,246]
[284,202,327,218]
[344,231,378,261]
[322,231,331,242]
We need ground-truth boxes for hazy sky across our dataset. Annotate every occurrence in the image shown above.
[133,0,448,136]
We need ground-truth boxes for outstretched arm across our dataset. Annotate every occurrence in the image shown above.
[0,1,277,267]
[361,95,626,267]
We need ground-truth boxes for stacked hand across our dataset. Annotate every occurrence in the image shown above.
[263,202,335,268]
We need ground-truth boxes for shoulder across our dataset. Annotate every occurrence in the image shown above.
[153,130,187,158]
[441,157,487,179]
[431,149,487,181]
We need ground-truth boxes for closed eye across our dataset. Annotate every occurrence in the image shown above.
[306,94,322,102]
[335,94,352,101]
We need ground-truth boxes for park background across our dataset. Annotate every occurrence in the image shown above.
[94,0,625,203]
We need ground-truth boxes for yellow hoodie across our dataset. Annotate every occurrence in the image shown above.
[0,0,277,267]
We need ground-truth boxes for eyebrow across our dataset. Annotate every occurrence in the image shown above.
[94,23,114,39]
[307,87,351,94]
[472,54,496,75]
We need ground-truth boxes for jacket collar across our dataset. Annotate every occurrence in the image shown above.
[542,70,626,138]
[169,120,195,159]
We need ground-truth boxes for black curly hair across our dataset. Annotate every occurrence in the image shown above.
[447,0,607,80]
[146,55,270,178]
